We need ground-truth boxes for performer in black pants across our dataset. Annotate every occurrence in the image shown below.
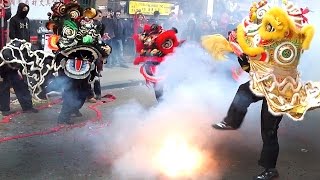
[58,77,89,125]
[0,66,38,116]
[212,55,282,180]
[87,59,103,101]
[144,61,163,102]
[87,80,101,100]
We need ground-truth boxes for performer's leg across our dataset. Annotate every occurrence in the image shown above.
[0,78,12,115]
[213,81,262,129]
[11,73,38,112]
[254,99,282,180]
[106,39,116,67]
[71,84,89,117]
[154,83,163,102]
[58,84,79,124]
[78,86,88,110]
[93,79,101,100]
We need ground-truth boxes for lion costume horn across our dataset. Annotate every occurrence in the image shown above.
[201,34,233,61]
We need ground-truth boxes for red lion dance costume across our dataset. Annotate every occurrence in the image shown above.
[133,24,184,101]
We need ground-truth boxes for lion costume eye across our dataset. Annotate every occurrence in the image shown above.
[162,39,173,49]
[69,10,81,19]
[59,5,66,15]
[62,26,76,38]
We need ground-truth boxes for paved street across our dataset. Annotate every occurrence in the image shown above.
[1,46,320,179]
[1,72,320,179]
[2,0,320,179]
[96,63,145,89]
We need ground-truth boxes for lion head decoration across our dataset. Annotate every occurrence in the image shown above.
[202,0,320,121]
[46,0,111,80]
[133,24,183,84]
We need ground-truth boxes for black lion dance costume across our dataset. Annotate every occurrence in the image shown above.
[0,39,56,114]
[133,24,184,101]
[46,0,111,124]
[0,39,60,101]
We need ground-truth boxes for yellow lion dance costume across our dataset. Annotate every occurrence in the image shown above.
[202,0,320,120]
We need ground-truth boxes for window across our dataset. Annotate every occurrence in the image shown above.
[79,0,96,8]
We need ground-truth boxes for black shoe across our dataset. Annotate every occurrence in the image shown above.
[72,111,82,117]
[254,169,279,180]
[1,111,13,116]
[96,95,101,100]
[23,108,39,113]
[212,121,235,130]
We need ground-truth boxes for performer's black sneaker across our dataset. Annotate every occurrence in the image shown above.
[72,111,83,117]
[23,108,39,113]
[212,121,235,130]
[96,95,101,100]
[254,168,279,180]
[1,111,13,116]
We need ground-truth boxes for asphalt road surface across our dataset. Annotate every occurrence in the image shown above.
[0,85,320,180]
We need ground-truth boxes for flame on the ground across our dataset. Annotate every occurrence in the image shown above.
[153,134,204,178]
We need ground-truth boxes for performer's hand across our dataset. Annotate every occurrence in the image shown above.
[239,53,246,61]
[103,33,110,40]
[17,71,23,80]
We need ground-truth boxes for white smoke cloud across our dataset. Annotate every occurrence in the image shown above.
[84,42,247,180]
[85,2,320,179]
[298,1,320,81]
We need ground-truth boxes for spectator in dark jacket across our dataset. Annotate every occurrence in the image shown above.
[87,9,104,103]
[163,12,178,30]
[0,2,12,49]
[101,8,115,41]
[101,8,116,68]
[149,11,162,25]
[9,3,30,42]
[94,10,105,36]
[113,10,128,68]
[183,15,198,41]
[0,3,38,116]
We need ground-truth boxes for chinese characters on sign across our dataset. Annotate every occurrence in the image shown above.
[10,0,59,6]
[10,0,59,19]
[129,1,174,16]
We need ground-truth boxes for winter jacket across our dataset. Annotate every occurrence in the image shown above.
[9,3,30,42]
[94,19,105,36]
[114,18,125,40]
[101,17,115,39]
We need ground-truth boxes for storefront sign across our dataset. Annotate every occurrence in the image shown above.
[128,1,174,16]
[10,0,59,20]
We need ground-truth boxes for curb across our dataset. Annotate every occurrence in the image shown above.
[100,80,145,90]
[9,80,146,101]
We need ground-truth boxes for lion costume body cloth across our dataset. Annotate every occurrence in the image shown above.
[202,0,320,120]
